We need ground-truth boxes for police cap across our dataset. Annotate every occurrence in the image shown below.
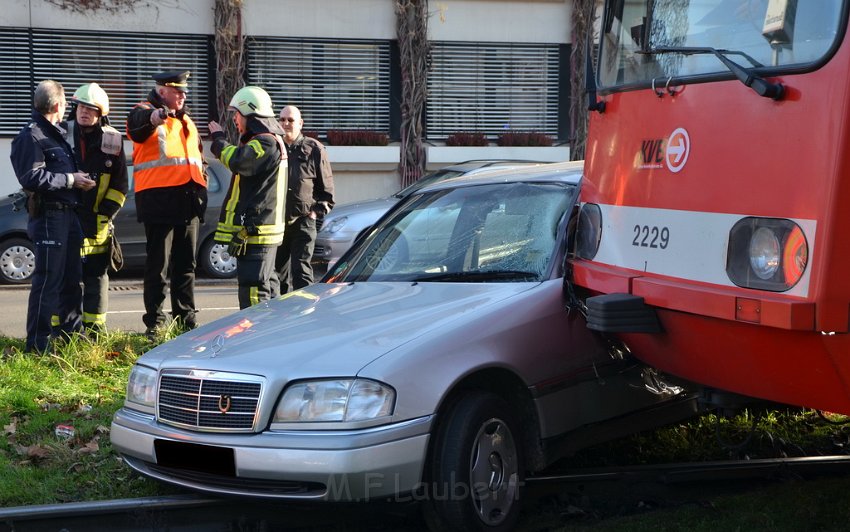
[152,70,190,93]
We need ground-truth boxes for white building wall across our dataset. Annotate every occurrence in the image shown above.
[430,0,570,43]
[1,0,214,34]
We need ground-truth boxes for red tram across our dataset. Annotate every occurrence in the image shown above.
[572,0,850,414]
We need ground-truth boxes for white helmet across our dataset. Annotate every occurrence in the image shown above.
[72,82,109,116]
[228,86,274,118]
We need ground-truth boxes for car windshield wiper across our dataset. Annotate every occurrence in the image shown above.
[410,270,540,283]
[643,46,784,100]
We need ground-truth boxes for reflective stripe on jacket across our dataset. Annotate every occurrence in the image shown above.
[212,131,288,246]
[130,102,205,192]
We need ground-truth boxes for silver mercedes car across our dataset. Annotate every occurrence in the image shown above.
[111,161,698,530]
[313,160,546,271]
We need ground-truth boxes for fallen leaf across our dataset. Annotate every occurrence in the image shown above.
[26,445,50,459]
[78,441,100,454]
[3,418,16,435]
[12,444,29,456]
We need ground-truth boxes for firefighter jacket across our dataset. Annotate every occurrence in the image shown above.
[126,89,207,225]
[11,112,81,208]
[285,134,335,223]
[211,117,288,246]
[65,120,128,255]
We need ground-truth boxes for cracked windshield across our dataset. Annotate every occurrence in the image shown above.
[600,0,844,87]
[332,182,575,283]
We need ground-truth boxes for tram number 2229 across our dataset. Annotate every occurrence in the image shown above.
[632,225,670,249]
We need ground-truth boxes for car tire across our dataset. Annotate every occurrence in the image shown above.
[199,237,237,279]
[0,237,35,284]
[424,391,524,532]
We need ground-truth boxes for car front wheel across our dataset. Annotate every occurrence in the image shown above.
[199,237,237,279]
[425,391,524,531]
[0,237,35,284]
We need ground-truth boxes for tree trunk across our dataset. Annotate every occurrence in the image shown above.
[396,0,430,188]
[213,0,245,141]
[569,0,597,161]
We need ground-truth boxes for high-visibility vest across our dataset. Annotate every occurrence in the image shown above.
[130,103,205,192]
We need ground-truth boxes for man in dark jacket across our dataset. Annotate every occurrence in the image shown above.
[274,105,335,294]
[65,83,128,333]
[10,80,96,353]
[126,70,207,336]
[209,86,287,309]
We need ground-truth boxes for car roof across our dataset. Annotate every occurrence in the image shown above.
[440,159,548,173]
[416,160,584,193]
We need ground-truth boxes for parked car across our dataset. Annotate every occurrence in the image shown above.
[110,161,700,530]
[0,159,237,284]
[313,159,547,271]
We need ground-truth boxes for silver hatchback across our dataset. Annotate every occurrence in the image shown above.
[111,161,698,530]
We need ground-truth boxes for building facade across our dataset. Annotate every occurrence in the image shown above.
[0,0,573,201]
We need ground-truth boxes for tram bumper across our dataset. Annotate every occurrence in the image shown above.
[586,293,661,333]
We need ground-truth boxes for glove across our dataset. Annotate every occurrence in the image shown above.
[227,227,249,257]
[150,108,168,126]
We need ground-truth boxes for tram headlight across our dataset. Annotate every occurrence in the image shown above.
[575,203,602,260]
[749,227,780,280]
[726,218,808,292]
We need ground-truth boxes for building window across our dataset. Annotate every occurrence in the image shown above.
[0,28,212,136]
[427,42,562,140]
[247,37,391,136]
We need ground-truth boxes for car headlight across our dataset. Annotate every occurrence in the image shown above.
[273,378,395,422]
[125,365,157,410]
[726,217,808,291]
[320,216,348,234]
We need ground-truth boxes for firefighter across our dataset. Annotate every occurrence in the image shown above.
[10,80,96,353]
[65,83,128,334]
[208,86,287,309]
[126,70,207,336]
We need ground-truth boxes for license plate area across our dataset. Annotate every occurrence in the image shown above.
[154,439,236,477]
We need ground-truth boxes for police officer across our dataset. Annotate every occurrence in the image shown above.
[274,105,335,294]
[65,83,128,333]
[126,70,207,336]
[208,86,287,309]
[10,80,96,353]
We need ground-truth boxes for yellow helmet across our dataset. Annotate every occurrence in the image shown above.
[72,83,109,116]
[229,86,274,118]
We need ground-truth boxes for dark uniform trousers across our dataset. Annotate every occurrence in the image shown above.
[27,206,84,352]
[143,220,199,329]
[238,244,277,309]
[274,216,317,295]
[82,250,110,330]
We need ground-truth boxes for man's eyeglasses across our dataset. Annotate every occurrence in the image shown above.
[279,117,296,123]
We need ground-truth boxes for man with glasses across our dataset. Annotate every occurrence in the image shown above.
[126,70,207,337]
[273,105,335,294]
[10,80,96,353]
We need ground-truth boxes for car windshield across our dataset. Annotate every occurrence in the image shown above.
[329,181,576,283]
[599,0,845,88]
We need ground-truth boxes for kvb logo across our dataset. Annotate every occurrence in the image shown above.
[638,128,690,173]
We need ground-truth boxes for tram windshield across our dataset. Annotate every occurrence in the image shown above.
[599,0,846,88]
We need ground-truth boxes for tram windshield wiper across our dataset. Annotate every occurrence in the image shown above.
[643,46,784,100]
